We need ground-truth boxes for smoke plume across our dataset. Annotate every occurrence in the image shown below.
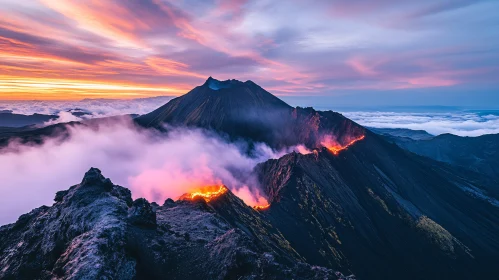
[0,118,288,225]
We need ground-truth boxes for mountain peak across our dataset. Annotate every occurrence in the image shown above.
[136,77,295,141]
[136,79,366,149]
[203,76,245,90]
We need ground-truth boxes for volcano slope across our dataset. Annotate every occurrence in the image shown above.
[255,131,499,279]
[136,77,364,150]
[0,168,347,280]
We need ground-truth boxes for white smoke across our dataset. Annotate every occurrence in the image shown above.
[0,118,295,225]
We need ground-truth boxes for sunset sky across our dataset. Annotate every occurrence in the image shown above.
[0,0,498,101]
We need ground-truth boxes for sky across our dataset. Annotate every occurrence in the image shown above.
[0,0,498,104]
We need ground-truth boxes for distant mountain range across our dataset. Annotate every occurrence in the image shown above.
[368,127,434,140]
[0,112,58,128]
[1,78,499,279]
[371,127,499,179]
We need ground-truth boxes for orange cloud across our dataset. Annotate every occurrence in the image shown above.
[145,57,206,78]
[0,75,187,100]
[40,0,150,48]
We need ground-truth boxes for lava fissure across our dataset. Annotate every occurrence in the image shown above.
[253,204,270,211]
[323,135,365,155]
[179,184,273,211]
[179,185,228,202]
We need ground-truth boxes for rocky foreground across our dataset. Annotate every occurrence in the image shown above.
[0,168,353,280]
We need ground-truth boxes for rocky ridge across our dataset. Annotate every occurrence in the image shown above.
[0,168,352,280]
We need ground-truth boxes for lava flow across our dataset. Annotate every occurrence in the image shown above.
[179,185,228,202]
[179,184,272,210]
[322,135,365,155]
[253,204,270,211]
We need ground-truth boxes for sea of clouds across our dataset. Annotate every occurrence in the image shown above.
[2,98,498,137]
[343,111,499,137]
[0,96,174,117]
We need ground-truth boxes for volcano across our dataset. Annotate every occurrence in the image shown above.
[136,77,365,150]
[2,77,499,279]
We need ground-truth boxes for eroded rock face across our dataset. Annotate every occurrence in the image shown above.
[0,168,346,280]
[0,167,134,280]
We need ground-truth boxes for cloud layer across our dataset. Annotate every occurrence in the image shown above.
[344,111,499,136]
[0,119,287,225]
[0,96,173,117]
[2,97,498,137]
[0,0,498,100]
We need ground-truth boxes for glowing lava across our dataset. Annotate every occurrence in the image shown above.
[179,185,228,202]
[322,135,365,155]
[253,204,270,211]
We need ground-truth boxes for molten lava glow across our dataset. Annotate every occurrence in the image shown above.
[253,204,270,211]
[322,135,366,155]
[180,185,228,202]
[179,184,272,210]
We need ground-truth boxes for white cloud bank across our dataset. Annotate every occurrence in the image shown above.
[1,98,498,137]
[343,111,499,137]
[0,96,174,118]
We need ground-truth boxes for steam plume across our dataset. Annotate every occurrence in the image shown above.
[0,118,285,225]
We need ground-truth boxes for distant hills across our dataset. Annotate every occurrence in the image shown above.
[0,112,58,128]
[371,127,499,179]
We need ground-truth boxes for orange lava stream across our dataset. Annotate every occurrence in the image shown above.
[325,135,365,155]
[181,185,228,202]
[179,185,272,210]
[253,204,270,211]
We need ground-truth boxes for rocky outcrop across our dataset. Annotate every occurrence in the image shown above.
[0,168,347,280]
[127,198,156,228]
[0,168,134,279]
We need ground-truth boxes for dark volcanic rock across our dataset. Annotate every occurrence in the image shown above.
[0,168,345,280]
[255,132,499,279]
[128,198,157,228]
[0,168,134,280]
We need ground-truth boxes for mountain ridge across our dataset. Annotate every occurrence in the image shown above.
[0,168,349,280]
[373,128,499,179]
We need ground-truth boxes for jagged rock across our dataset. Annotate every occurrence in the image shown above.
[127,198,156,228]
[0,168,134,280]
[54,190,68,202]
[163,198,176,208]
